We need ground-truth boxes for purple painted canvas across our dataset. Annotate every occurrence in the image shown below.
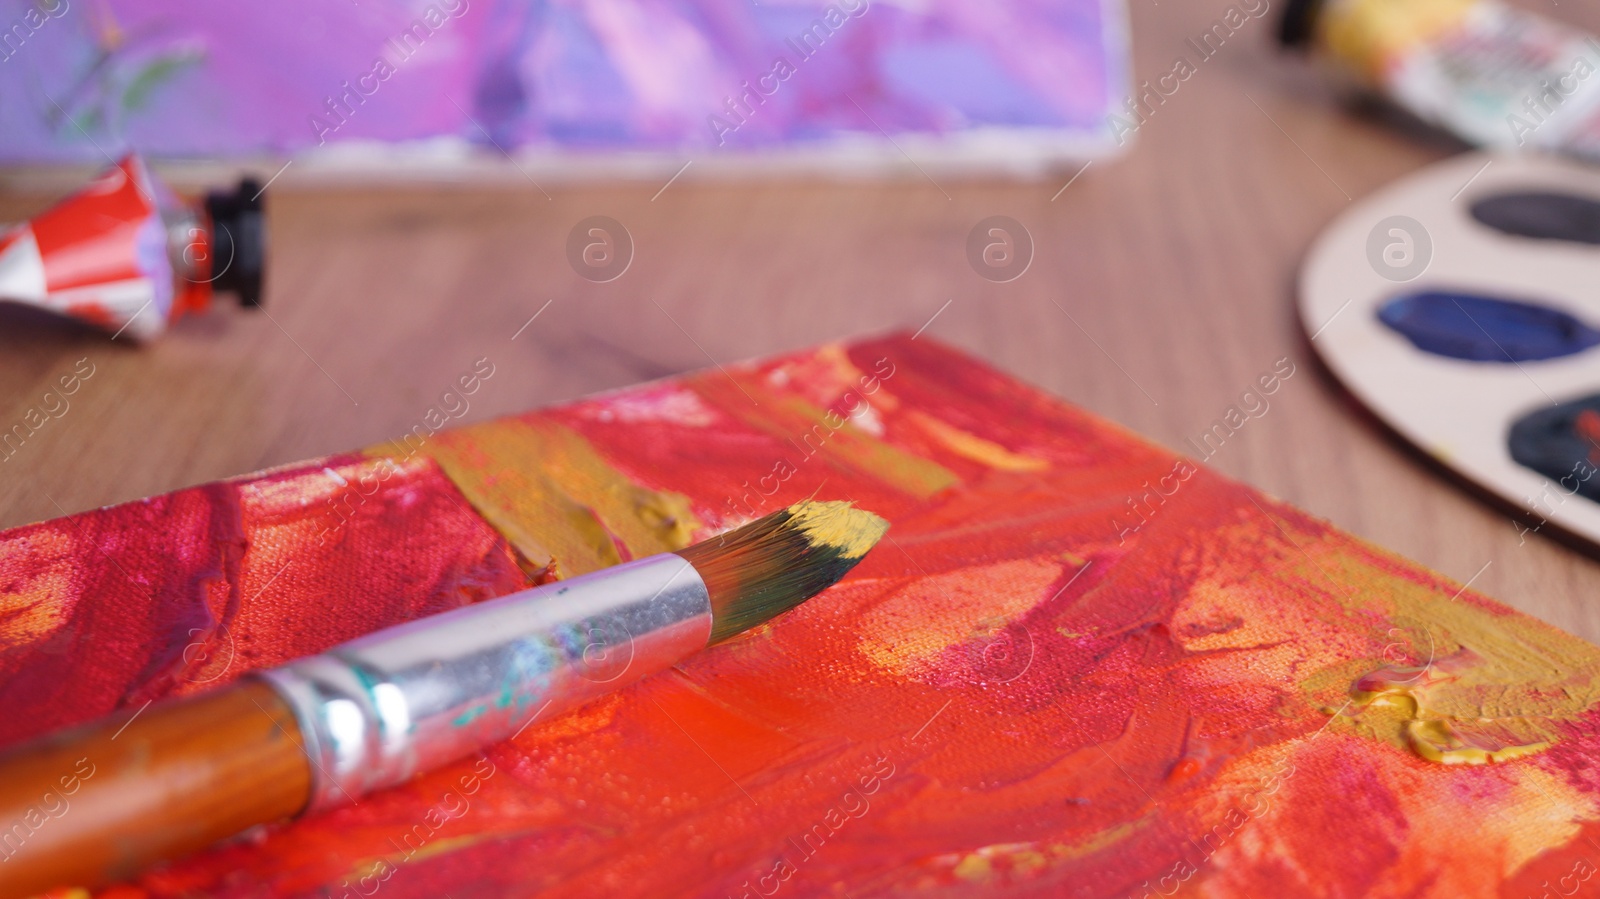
[0,0,1128,167]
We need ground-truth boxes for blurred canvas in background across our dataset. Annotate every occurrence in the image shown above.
[0,0,1129,177]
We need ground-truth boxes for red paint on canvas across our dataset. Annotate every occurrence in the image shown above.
[5,336,1600,898]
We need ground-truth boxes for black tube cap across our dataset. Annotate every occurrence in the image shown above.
[1278,0,1325,49]
[204,178,266,308]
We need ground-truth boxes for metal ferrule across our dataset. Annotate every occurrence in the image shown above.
[258,553,711,813]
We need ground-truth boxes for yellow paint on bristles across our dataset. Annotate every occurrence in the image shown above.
[681,499,889,644]
[786,500,889,559]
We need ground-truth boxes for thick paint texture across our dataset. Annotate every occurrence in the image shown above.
[1376,290,1600,361]
[6,336,1600,897]
[0,454,532,748]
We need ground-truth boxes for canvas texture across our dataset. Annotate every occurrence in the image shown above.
[3,334,1600,898]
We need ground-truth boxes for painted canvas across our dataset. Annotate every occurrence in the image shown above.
[4,334,1600,898]
[0,0,1128,169]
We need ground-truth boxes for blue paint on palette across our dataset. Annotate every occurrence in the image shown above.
[1376,291,1600,362]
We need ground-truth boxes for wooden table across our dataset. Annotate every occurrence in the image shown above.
[5,0,1600,642]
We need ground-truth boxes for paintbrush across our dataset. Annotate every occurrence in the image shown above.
[0,499,887,896]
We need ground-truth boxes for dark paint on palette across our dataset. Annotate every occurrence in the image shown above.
[1508,397,1600,505]
[1471,191,1600,246]
[1370,188,1600,503]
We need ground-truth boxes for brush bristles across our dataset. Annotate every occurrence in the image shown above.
[675,501,888,644]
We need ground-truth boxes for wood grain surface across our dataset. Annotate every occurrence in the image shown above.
[4,0,1600,647]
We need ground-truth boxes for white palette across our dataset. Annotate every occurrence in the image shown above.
[1300,152,1600,547]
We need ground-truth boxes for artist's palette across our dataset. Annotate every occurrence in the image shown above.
[1302,152,1600,548]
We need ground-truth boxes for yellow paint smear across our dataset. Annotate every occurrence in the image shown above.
[366,418,698,578]
[1406,719,1549,765]
[938,822,1149,887]
[908,411,1048,472]
[685,367,959,500]
[1341,655,1557,765]
[786,500,888,559]
[1249,517,1600,767]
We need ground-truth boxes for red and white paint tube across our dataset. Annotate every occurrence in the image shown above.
[0,153,264,341]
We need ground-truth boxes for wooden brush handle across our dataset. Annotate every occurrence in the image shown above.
[0,679,311,898]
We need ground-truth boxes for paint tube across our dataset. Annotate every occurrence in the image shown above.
[0,153,264,341]
[1279,0,1600,161]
